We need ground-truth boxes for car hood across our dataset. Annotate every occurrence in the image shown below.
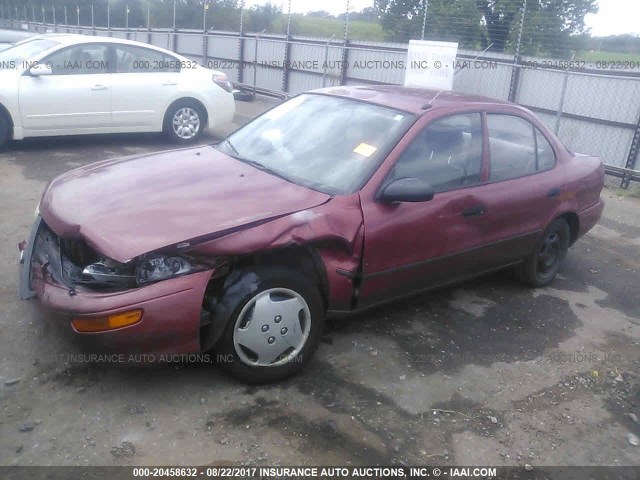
[39,146,331,262]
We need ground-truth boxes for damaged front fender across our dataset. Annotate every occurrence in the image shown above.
[194,194,365,314]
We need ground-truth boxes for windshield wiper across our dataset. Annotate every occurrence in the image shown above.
[222,138,241,158]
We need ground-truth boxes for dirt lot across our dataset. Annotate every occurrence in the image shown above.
[0,97,639,470]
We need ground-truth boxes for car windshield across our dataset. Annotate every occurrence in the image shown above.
[217,94,415,194]
[0,39,59,66]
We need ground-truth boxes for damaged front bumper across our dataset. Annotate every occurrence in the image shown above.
[18,216,214,355]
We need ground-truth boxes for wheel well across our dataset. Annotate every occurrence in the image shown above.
[559,212,580,245]
[0,103,14,136]
[243,246,330,307]
[199,246,329,352]
[164,98,209,128]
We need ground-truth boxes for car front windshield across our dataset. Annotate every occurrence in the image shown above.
[0,39,59,67]
[218,94,415,195]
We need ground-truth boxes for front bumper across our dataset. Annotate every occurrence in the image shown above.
[19,216,212,356]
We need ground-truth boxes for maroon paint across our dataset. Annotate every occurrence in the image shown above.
[26,86,605,354]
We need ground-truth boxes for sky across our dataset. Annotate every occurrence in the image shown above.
[245,0,640,37]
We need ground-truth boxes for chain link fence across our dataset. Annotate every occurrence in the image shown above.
[1,0,639,187]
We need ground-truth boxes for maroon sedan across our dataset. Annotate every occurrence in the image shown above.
[19,86,604,383]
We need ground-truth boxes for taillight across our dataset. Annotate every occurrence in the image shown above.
[213,73,233,93]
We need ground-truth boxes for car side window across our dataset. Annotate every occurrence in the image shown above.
[45,44,109,75]
[114,45,180,73]
[389,113,483,193]
[536,128,556,172]
[488,114,548,181]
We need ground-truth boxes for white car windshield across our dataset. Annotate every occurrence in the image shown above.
[218,94,415,195]
[0,39,59,67]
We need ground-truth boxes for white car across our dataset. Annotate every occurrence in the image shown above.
[0,34,236,147]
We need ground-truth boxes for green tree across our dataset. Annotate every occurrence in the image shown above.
[375,0,598,54]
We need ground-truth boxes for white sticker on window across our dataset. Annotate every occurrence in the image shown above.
[353,143,378,158]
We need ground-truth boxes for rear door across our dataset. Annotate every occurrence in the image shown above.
[110,44,181,129]
[358,112,492,307]
[471,112,565,262]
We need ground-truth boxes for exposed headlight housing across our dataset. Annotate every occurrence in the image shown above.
[213,73,233,93]
[135,254,194,286]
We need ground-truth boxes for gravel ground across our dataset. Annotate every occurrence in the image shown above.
[0,97,639,470]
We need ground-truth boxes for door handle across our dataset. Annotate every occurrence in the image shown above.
[462,205,486,217]
[547,187,562,198]
[162,82,178,86]
[91,85,107,90]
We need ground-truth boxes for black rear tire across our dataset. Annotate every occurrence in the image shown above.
[163,100,206,145]
[517,218,570,287]
[213,266,325,384]
[0,114,10,149]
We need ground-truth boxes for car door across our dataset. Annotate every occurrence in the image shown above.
[19,43,111,131]
[110,44,181,129]
[470,112,566,263]
[358,112,494,308]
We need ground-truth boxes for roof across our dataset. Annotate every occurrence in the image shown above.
[25,33,176,52]
[313,85,512,115]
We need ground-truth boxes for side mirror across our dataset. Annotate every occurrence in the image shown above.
[29,63,52,76]
[379,177,435,203]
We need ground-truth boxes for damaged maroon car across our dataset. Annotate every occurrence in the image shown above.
[19,86,604,383]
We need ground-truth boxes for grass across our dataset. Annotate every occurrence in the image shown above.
[271,15,387,41]
[576,50,640,62]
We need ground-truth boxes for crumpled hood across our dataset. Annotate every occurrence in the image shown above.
[39,146,331,262]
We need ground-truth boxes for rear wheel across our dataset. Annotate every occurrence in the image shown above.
[517,218,570,287]
[163,100,205,145]
[214,267,325,384]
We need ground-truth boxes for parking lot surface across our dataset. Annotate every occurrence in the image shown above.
[0,98,639,468]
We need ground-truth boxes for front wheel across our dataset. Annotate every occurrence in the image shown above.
[0,114,10,150]
[517,218,570,287]
[163,100,205,144]
[214,267,325,384]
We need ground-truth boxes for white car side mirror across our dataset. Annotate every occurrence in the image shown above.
[29,63,52,76]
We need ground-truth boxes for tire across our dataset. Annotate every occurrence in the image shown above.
[213,266,325,384]
[517,218,570,287]
[163,100,206,145]
[0,114,10,150]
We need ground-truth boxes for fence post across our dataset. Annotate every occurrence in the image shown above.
[622,112,640,189]
[238,1,245,84]
[147,0,152,45]
[281,0,292,93]
[340,0,350,86]
[202,2,208,67]
[322,35,335,88]
[508,0,526,103]
[63,5,67,25]
[554,56,574,136]
[171,0,176,51]
[421,0,428,40]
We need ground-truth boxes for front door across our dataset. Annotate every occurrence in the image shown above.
[358,112,492,308]
[19,43,111,131]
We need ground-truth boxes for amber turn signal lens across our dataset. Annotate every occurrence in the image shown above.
[71,309,143,333]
